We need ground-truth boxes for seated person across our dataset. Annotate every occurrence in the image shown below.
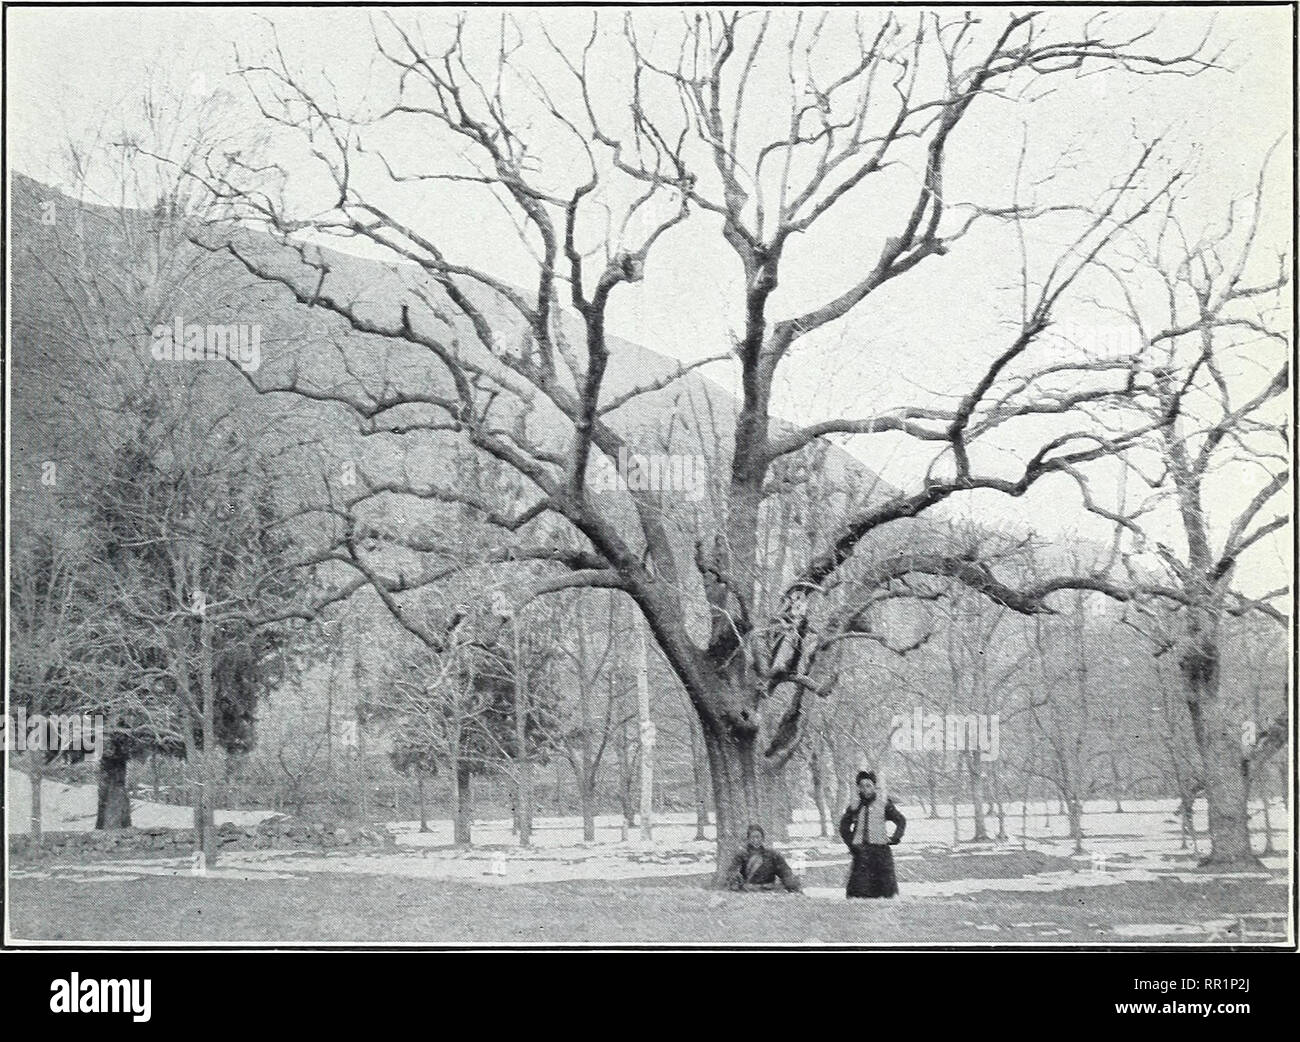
[725,824,803,893]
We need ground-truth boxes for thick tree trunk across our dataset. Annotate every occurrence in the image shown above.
[702,724,757,881]
[95,740,131,829]
[1183,637,1259,867]
[699,718,792,885]
[417,776,429,833]
[770,767,793,842]
[1188,698,1256,865]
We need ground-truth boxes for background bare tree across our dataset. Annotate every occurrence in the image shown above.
[548,591,634,842]
[1077,163,1289,864]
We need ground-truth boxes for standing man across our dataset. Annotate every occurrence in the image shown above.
[725,825,804,893]
[840,770,906,898]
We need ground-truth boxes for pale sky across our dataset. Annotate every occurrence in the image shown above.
[6,4,1293,598]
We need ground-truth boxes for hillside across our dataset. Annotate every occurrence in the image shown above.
[9,170,900,599]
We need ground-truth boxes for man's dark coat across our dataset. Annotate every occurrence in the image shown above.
[839,797,906,898]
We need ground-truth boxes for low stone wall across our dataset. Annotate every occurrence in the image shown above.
[9,816,397,861]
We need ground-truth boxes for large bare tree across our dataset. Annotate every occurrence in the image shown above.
[188,10,1246,872]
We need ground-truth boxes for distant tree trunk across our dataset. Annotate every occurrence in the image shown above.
[828,737,850,819]
[292,774,308,818]
[27,749,44,848]
[688,716,710,841]
[325,669,334,793]
[416,776,429,833]
[966,753,989,841]
[199,611,218,867]
[577,768,596,843]
[512,617,533,847]
[1258,768,1274,856]
[635,620,654,843]
[1178,790,1200,852]
[575,622,596,843]
[991,768,1007,840]
[1020,780,1030,843]
[1066,797,1084,854]
[182,708,201,834]
[95,737,132,829]
[613,691,634,826]
[1110,754,1125,813]
[356,705,369,821]
[809,747,829,838]
[453,760,473,845]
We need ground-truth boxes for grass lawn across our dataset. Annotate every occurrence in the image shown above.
[7,853,1287,944]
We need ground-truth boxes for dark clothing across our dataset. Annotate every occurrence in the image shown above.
[839,796,906,847]
[844,844,899,899]
[839,798,906,899]
[725,845,802,893]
